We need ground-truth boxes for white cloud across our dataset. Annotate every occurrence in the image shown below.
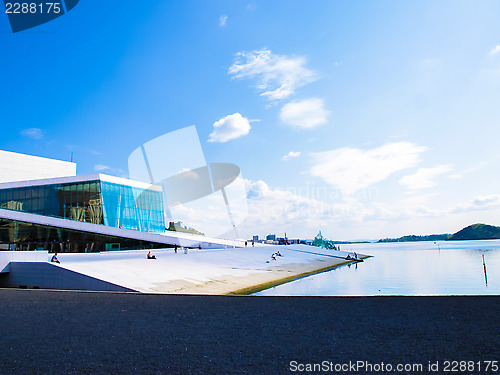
[419,58,440,67]
[450,195,500,214]
[241,178,500,239]
[208,113,251,143]
[399,165,453,191]
[243,178,441,238]
[174,168,200,180]
[94,164,126,177]
[280,98,329,129]
[282,151,301,161]
[363,202,444,222]
[94,164,109,172]
[244,179,365,232]
[489,45,500,56]
[219,15,227,27]
[228,48,317,101]
[168,176,248,239]
[20,128,44,139]
[309,142,427,194]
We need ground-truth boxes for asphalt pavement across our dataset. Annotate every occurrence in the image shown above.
[0,289,498,374]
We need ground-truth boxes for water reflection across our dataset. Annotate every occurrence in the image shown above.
[255,240,500,296]
[483,254,488,286]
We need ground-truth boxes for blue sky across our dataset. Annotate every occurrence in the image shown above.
[2,1,500,240]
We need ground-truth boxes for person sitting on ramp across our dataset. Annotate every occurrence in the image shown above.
[51,253,60,264]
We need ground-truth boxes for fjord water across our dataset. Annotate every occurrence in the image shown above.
[255,240,500,296]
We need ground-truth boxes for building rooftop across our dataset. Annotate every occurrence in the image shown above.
[0,173,162,191]
[0,149,76,184]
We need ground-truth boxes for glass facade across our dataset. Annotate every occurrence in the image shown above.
[0,179,165,233]
[0,218,171,252]
[0,181,104,224]
[100,181,164,233]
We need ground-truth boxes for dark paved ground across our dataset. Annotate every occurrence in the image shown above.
[0,290,498,374]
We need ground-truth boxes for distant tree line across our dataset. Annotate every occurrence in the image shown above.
[378,234,450,243]
[378,223,500,242]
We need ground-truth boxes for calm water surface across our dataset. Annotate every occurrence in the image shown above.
[255,240,500,296]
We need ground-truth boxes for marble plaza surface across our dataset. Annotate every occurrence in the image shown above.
[46,245,368,294]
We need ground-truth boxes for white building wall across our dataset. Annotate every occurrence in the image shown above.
[0,150,76,183]
[0,250,48,273]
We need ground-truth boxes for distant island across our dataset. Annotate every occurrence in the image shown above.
[447,223,500,241]
[378,223,500,242]
[378,234,450,243]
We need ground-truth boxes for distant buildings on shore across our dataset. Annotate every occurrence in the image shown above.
[250,233,311,246]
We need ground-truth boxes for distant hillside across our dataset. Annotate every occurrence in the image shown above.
[378,234,450,243]
[447,223,500,241]
[377,223,500,243]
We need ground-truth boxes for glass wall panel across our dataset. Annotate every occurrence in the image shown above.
[0,179,165,233]
[0,218,171,252]
[100,181,164,233]
[0,180,104,225]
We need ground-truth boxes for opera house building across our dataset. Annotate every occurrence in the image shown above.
[0,149,354,293]
[0,149,235,253]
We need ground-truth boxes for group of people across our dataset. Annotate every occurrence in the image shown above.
[148,243,201,259]
[51,245,199,263]
[345,252,359,261]
[270,250,283,261]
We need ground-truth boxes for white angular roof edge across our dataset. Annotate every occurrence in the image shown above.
[0,149,76,166]
[0,149,77,184]
[0,208,244,248]
[0,173,161,191]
